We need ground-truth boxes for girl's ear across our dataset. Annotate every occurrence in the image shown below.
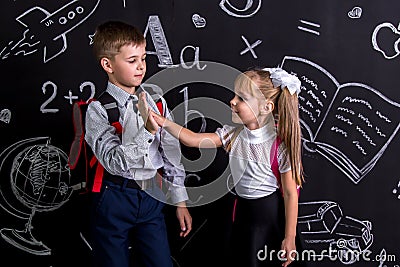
[261,100,274,114]
[100,57,113,74]
[266,101,274,112]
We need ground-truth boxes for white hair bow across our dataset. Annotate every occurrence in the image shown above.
[262,67,301,95]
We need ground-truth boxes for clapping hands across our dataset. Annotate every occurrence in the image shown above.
[137,92,168,134]
[137,92,159,135]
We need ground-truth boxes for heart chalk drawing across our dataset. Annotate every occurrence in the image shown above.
[372,22,400,60]
[192,13,206,28]
[0,109,11,124]
[348,6,362,19]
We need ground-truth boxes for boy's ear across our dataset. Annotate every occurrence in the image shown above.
[100,57,113,74]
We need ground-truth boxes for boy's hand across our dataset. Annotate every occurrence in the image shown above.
[137,92,159,135]
[176,202,192,238]
[137,93,168,128]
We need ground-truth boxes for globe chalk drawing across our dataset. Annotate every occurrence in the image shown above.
[0,137,72,255]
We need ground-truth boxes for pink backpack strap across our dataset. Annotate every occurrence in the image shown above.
[270,136,283,195]
[270,136,300,197]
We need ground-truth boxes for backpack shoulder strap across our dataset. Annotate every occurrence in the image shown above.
[97,91,119,123]
[270,136,300,197]
[270,136,282,186]
[97,91,122,134]
[155,96,165,116]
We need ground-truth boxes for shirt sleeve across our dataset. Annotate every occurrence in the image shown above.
[215,124,236,150]
[278,142,291,173]
[158,101,189,204]
[84,100,154,178]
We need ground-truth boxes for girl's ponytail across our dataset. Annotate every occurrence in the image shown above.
[277,89,304,186]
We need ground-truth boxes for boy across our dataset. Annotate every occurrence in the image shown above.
[85,20,192,267]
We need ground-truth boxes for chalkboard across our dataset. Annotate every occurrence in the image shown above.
[1,1,400,267]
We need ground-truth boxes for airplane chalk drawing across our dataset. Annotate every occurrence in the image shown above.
[1,0,101,63]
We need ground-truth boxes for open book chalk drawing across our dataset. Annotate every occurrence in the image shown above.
[280,56,400,184]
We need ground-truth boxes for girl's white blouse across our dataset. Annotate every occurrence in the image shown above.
[215,121,291,199]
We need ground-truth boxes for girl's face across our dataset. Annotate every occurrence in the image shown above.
[230,88,265,130]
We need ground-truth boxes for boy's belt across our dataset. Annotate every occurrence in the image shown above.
[105,175,153,190]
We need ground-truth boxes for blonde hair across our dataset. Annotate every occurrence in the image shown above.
[93,21,146,61]
[226,69,304,186]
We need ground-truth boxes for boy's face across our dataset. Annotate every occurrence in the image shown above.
[108,43,146,93]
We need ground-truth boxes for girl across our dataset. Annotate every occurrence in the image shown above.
[140,68,304,267]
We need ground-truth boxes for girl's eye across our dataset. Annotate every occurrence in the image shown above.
[237,95,244,101]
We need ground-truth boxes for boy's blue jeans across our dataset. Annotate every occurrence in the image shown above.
[91,179,173,267]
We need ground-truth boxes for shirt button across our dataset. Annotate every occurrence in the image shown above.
[145,153,148,157]
[148,139,152,143]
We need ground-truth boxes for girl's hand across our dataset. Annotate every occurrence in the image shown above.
[150,108,167,127]
[281,237,296,267]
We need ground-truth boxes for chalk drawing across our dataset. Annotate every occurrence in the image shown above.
[0,109,11,124]
[298,19,320,36]
[192,14,206,28]
[298,200,373,265]
[240,35,262,59]
[180,45,207,70]
[372,22,400,59]
[1,0,101,63]
[348,7,362,19]
[219,0,262,18]
[281,56,400,184]
[144,15,177,68]
[0,137,75,255]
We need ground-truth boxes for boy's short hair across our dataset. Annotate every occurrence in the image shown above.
[93,20,145,61]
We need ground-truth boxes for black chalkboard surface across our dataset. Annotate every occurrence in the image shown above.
[1,1,400,266]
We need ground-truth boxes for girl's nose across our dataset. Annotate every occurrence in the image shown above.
[230,98,237,108]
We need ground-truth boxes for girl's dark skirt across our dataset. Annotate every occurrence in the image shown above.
[229,190,286,267]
